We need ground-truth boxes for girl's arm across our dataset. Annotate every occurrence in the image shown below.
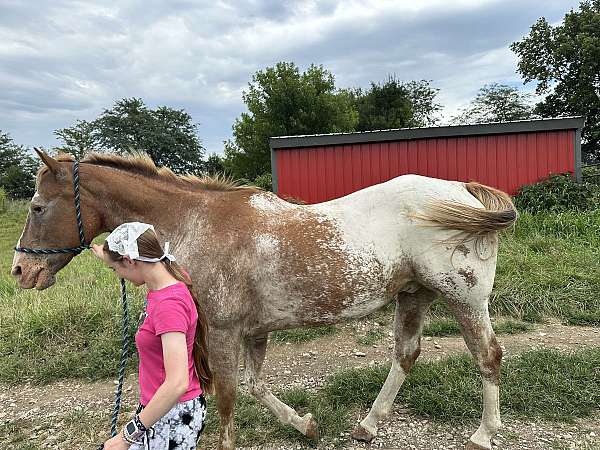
[137,332,190,428]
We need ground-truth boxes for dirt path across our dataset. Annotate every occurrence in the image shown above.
[1,321,599,449]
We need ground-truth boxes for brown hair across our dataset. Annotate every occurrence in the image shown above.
[103,229,213,394]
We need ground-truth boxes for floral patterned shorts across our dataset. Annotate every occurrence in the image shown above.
[129,395,207,450]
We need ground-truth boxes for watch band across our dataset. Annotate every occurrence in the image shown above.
[123,416,146,443]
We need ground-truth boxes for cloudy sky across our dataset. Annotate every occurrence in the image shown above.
[0,0,581,156]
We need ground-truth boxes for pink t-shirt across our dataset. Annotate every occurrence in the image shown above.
[135,281,202,405]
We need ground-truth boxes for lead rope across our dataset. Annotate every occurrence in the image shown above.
[96,278,130,449]
[74,161,133,447]
[112,279,130,436]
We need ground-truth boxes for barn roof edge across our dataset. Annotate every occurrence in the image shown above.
[269,116,585,149]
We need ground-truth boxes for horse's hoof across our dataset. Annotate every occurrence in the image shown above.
[352,423,376,442]
[465,440,490,450]
[303,413,319,441]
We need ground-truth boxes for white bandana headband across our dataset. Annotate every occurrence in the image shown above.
[106,222,176,263]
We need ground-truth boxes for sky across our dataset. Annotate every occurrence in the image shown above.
[0,0,582,156]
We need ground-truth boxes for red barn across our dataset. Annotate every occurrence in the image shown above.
[269,116,585,204]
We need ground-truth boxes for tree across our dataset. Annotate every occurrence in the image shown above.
[353,77,441,131]
[54,120,97,159]
[55,98,206,174]
[451,83,535,125]
[0,131,38,199]
[204,153,227,175]
[223,62,358,180]
[511,0,600,162]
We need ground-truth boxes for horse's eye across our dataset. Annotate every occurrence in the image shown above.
[32,205,45,214]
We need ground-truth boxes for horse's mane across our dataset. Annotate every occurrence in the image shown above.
[51,152,259,192]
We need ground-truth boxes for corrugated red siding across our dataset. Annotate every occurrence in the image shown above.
[275,130,575,203]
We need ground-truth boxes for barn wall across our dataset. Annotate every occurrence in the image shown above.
[274,130,575,203]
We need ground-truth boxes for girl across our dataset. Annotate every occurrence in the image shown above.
[92,222,211,450]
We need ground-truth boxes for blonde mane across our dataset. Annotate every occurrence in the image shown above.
[50,152,259,192]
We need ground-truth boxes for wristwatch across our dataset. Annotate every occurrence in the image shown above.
[122,414,147,444]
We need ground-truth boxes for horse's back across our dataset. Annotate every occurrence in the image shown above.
[312,174,480,213]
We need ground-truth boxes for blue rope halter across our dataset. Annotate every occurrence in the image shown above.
[14,160,130,449]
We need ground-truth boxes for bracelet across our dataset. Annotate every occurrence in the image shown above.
[134,414,148,431]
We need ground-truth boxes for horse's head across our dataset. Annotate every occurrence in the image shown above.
[11,150,101,290]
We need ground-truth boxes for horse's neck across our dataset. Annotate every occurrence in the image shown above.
[87,166,205,237]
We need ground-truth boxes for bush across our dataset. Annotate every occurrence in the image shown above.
[0,187,5,212]
[513,173,599,214]
[582,164,600,186]
[253,173,273,191]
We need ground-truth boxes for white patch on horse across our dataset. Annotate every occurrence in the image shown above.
[12,191,37,264]
[255,233,280,255]
[249,193,295,214]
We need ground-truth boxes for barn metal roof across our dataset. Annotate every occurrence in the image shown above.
[269,116,585,149]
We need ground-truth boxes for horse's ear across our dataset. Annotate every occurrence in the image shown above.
[34,148,64,177]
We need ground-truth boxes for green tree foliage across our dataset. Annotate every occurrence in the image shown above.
[511,0,600,162]
[223,62,358,180]
[0,131,38,199]
[452,83,535,124]
[353,77,441,131]
[55,98,206,174]
[53,119,96,160]
[203,153,227,175]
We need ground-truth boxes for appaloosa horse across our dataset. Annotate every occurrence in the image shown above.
[12,150,517,450]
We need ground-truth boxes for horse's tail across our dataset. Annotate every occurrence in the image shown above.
[414,182,518,237]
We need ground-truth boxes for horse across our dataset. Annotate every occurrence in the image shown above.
[12,149,517,450]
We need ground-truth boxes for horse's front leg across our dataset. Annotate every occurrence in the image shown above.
[210,328,242,450]
[244,334,319,440]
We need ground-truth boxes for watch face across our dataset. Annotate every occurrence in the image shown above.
[126,422,137,434]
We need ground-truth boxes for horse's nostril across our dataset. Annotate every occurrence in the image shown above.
[11,265,22,277]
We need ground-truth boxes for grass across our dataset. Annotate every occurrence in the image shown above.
[423,317,461,336]
[491,210,600,324]
[1,201,599,384]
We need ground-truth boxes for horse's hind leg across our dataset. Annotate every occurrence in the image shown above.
[244,334,319,439]
[446,296,502,450]
[352,288,436,442]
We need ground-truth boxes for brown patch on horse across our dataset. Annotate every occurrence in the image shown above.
[458,267,477,288]
[384,260,414,298]
[456,244,470,257]
[396,293,432,373]
[449,305,502,384]
[399,347,421,373]
[275,215,354,318]
[273,211,386,323]
[483,336,503,384]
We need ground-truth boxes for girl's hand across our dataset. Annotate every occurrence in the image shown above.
[102,433,131,449]
[91,243,107,262]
